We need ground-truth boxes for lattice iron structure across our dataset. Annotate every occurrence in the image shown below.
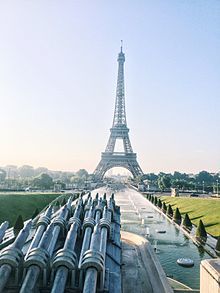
[94,44,143,179]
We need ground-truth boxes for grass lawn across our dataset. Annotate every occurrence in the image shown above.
[161,196,220,237]
[0,192,62,227]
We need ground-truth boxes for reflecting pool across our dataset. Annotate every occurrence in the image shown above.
[93,186,212,289]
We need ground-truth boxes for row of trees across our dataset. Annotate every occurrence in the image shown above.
[0,167,94,190]
[146,194,220,253]
[141,171,220,192]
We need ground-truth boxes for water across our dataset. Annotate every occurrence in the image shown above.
[93,186,212,289]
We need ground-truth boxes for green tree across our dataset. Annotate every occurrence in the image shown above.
[196,220,207,240]
[32,173,53,189]
[158,175,171,191]
[215,236,220,253]
[182,213,192,228]
[76,169,88,179]
[14,215,24,236]
[158,199,162,208]
[166,204,173,217]
[173,208,181,224]
[18,165,35,178]
[196,171,213,184]
[162,202,167,212]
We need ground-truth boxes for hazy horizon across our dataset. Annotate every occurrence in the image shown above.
[0,1,219,174]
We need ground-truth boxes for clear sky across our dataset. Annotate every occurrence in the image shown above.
[0,1,219,174]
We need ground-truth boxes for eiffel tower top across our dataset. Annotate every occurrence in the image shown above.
[112,41,127,128]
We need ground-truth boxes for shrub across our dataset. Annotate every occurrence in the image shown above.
[196,220,207,240]
[166,204,173,217]
[215,236,220,253]
[14,215,24,236]
[182,213,192,228]
[158,199,162,208]
[173,208,181,224]
[162,202,167,213]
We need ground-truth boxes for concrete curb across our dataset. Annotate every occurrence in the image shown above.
[121,230,174,293]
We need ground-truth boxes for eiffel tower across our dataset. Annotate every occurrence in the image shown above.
[94,43,143,179]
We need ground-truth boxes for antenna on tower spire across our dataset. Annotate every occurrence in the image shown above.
[120,40,123,52]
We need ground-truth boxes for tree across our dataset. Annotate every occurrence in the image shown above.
[76,169,88,179]
[196,220,207,240]
[18,165,35,178]
[162,202,167,212]
[0,169,6,182]
[182,213,192,229]
[166,204,173,217]
[171,179,188,190]
[14,215,24,236]
[32,173,53,189]
[173,171,189,181]
[34,167,48,177]
[196,171,213,184]
[158,199,162,208]
[158,174,171,191]
[215,236,220,253]
[173,208,181,224]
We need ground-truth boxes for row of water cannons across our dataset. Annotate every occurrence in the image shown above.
[0,192,119,293]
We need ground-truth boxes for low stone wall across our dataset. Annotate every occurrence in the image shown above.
[121,230,173,293]
[200,259,220,293]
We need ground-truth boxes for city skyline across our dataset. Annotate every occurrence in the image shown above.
[0,1,219,174]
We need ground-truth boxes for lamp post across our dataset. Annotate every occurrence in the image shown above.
[202,181,205,194]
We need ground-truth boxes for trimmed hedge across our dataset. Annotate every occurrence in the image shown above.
[196,219,207,240]
[173,208,181,223]
[158,199,162,208]
[162,202,167,213]
[14,215,24,236]
[182,213,192,228]
[215,236,220,252]
[166,204,173,217]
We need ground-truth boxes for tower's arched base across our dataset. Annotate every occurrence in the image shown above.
[94,152,143,180]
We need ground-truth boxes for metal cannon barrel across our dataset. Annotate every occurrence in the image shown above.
[51,200,83,293]
[0,220,32,292]
[78,205,96,267]
[99,205,112,257]
[95,198,103,223]
[20,198,72,292]
[25,205,52,257]
[20,223,54,293]
[82,225,104,293]
[48,198,72,256]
